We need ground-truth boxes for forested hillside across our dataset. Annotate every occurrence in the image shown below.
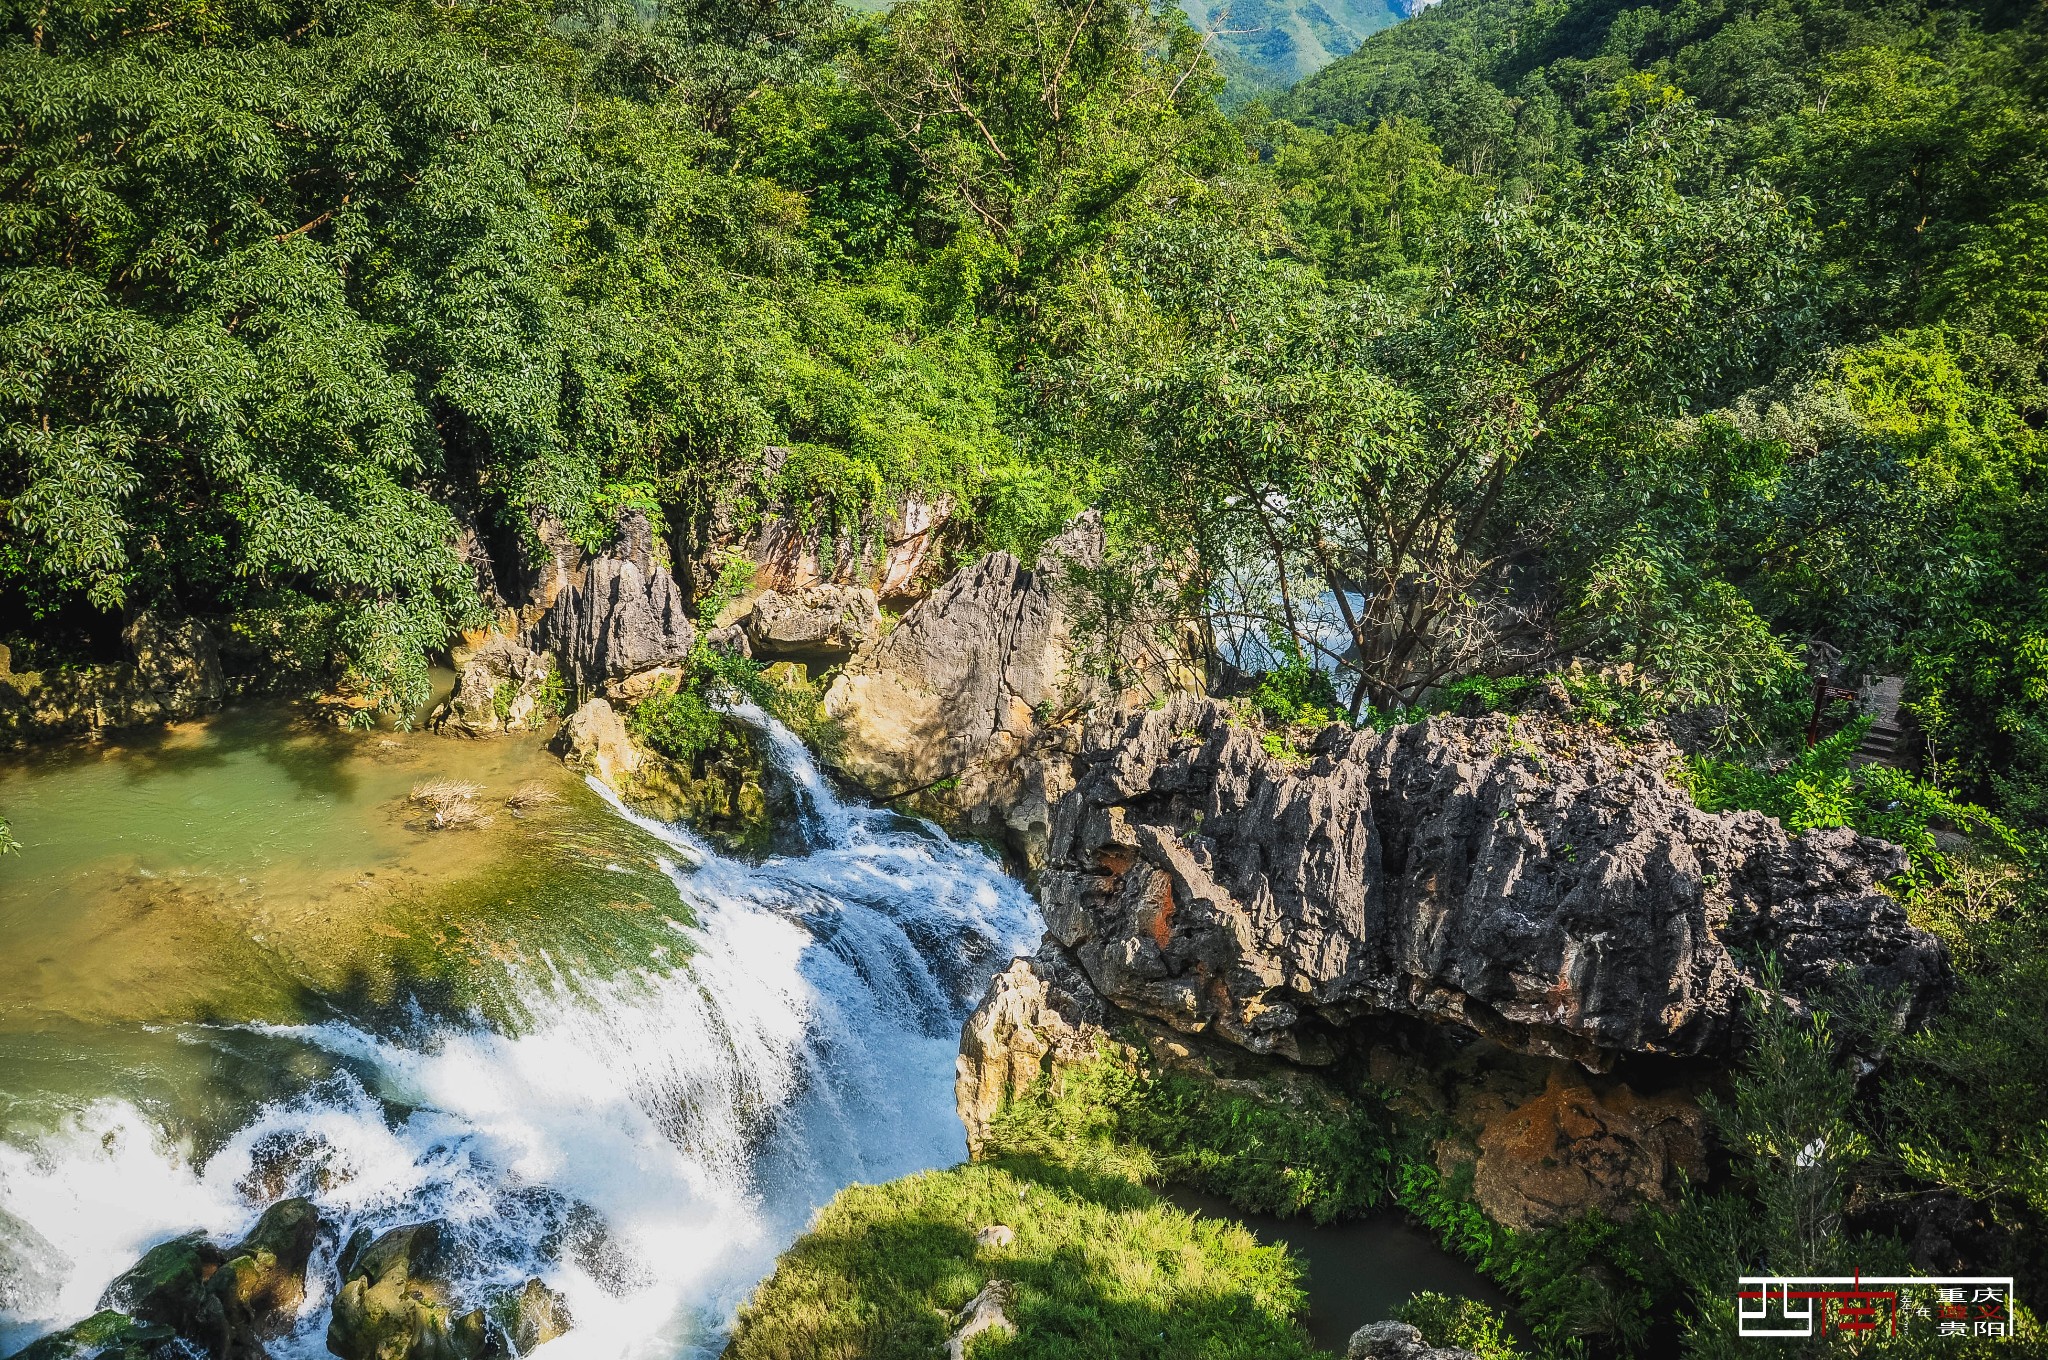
[3,0,2047,1349]
[1180,0,1406,103]
[1268,0,2047,820]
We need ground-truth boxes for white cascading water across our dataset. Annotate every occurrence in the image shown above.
[0,709,1040,1358]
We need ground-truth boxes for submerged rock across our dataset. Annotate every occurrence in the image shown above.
[496,1279,571,1356]
[69,1197,323,1360]
[327,1222,496,1360]
[1016,694,1944,1071]
[4,1311,175,1360]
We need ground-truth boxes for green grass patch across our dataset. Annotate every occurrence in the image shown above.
[724,1157,1323,1360]
[987,1052,1396,1224]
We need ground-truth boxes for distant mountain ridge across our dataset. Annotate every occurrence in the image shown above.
[1179,0,1421,103]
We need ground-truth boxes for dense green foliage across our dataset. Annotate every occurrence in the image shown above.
[6,0,2044,823]
[1256,0,2048,815]
[1682,717,2021,883]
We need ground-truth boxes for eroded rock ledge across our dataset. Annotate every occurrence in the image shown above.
[971,692,1944,1076]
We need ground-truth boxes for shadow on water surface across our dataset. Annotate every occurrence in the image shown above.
[1164,1185,1520,1353]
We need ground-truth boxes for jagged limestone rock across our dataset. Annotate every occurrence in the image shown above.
[741,586,878,665]
[0,614,226,746]
[1447,1063,1706,1231]
[1021,694,1944,1071]
[528,511,694,698]
[821,512,1103,808]
[955,952,1120,1155]
[944,1281,1014,1360]
[123,613,227,718]
[433,638,556,737]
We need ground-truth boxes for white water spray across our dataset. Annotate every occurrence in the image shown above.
[0,711,1039,1358]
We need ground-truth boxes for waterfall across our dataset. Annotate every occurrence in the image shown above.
[0,711,1040,1359]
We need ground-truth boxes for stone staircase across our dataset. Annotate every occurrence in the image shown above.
[1852,675,1908,769]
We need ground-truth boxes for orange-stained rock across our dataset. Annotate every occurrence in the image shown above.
[1452,1065,1706,1231]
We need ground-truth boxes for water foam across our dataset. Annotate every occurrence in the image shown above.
[0,710,1039,1358]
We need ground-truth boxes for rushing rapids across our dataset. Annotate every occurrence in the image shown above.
[0,706,1039,1358]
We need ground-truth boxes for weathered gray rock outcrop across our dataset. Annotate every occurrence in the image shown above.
[528,511,694,698]
[675,455,952,608]
[1010,694,1944,1072]
[820,513,1104,806]
[432,637,557,737]
[1347,1321,1478,1360]
[741,586,878,664]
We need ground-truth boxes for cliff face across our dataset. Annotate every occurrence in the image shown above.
[955,693,1948,1228]
[819,512,1105,813]
[1026,694,1944,1070]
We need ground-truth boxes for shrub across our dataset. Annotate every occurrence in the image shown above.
[628,676,724,763]
[408,779,490,829]
[1398,1291,1523,1360]
[1252,650,1342,728]
[1681,717,2019,885]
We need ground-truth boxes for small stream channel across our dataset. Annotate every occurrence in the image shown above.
[1166,1188,1516,1353]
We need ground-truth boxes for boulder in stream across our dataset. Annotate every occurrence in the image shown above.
[556,699,642,789]
[433,638,558,738]
[495,1280,571,1356]
[4,1311,175,1360]
[326,1222,496,1360]
[1346,1320,1478,1360]
[65,1197,323,1360]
